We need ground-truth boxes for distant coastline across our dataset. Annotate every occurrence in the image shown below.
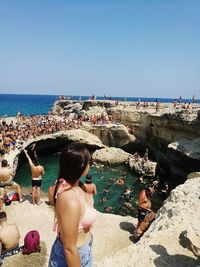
[0,93,199,117]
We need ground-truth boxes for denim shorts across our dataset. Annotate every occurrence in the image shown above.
[49,235,93,267]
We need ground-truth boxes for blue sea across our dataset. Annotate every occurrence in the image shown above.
[0,93,199,117]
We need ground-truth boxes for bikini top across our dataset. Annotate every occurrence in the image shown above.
[53,178,98,232]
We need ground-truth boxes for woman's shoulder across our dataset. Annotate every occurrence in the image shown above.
[57,188,81,207]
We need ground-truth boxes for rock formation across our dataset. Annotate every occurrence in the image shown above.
[52,100,200,182]
[92,147,130,165]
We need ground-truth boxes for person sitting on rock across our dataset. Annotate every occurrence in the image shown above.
[0,211,22,264]
[0,160,23,203]
[133,152,140,160]
[83,174,97,196]
[135,185,156,240]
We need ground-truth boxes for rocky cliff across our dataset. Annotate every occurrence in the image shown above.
[52,100,200,183]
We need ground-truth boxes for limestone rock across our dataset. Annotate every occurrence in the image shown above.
[187,172,200,179]
[82,124,135,147]
[168,138,200,160]
[92,147,130,165]
[63,129,105,148]
[63,102,83,113]
[129,158,157,176]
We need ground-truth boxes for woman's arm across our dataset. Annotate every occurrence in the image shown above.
[56,191,81,267]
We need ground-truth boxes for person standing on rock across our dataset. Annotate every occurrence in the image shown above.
[135,185,156,240]
[23,149,45,205]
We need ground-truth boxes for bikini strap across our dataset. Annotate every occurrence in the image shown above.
[54,178,71,199]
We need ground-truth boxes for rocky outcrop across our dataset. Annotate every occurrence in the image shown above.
[52,100,200,180]
[92,146,156,175]
[168,137,200,160]
[6,129,105,170]
[129,158,157,177]
[92,147,130,165]
[82,124,135,147]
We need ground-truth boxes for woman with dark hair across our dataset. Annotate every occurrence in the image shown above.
[49,142,98,267]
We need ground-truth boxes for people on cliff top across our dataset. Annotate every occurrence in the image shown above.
[49,142,97,267]
[134,184,156,241]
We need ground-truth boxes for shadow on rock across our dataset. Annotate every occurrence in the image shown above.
[150,244,200,267]
[179,231,200,259]
[120,222,135,234]
[3,241,47,267]
[120,222,137,244]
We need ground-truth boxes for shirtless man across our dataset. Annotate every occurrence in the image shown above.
[0,160,22,202]
[23,149,45,205]
[0,211,21,264]
[135,185,156,240]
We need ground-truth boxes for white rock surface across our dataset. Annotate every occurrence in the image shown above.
[92,147,130,164]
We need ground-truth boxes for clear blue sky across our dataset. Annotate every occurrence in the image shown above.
[0,0,199,98]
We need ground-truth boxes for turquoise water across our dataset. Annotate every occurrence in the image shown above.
[15,153,162,215]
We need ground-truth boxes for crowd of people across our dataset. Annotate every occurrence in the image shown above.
[0,111,116,162]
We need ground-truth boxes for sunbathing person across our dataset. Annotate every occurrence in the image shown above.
[0,211,22,264]
[83,174,97,196]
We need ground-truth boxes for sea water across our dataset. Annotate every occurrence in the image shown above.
[15,153,162,215]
